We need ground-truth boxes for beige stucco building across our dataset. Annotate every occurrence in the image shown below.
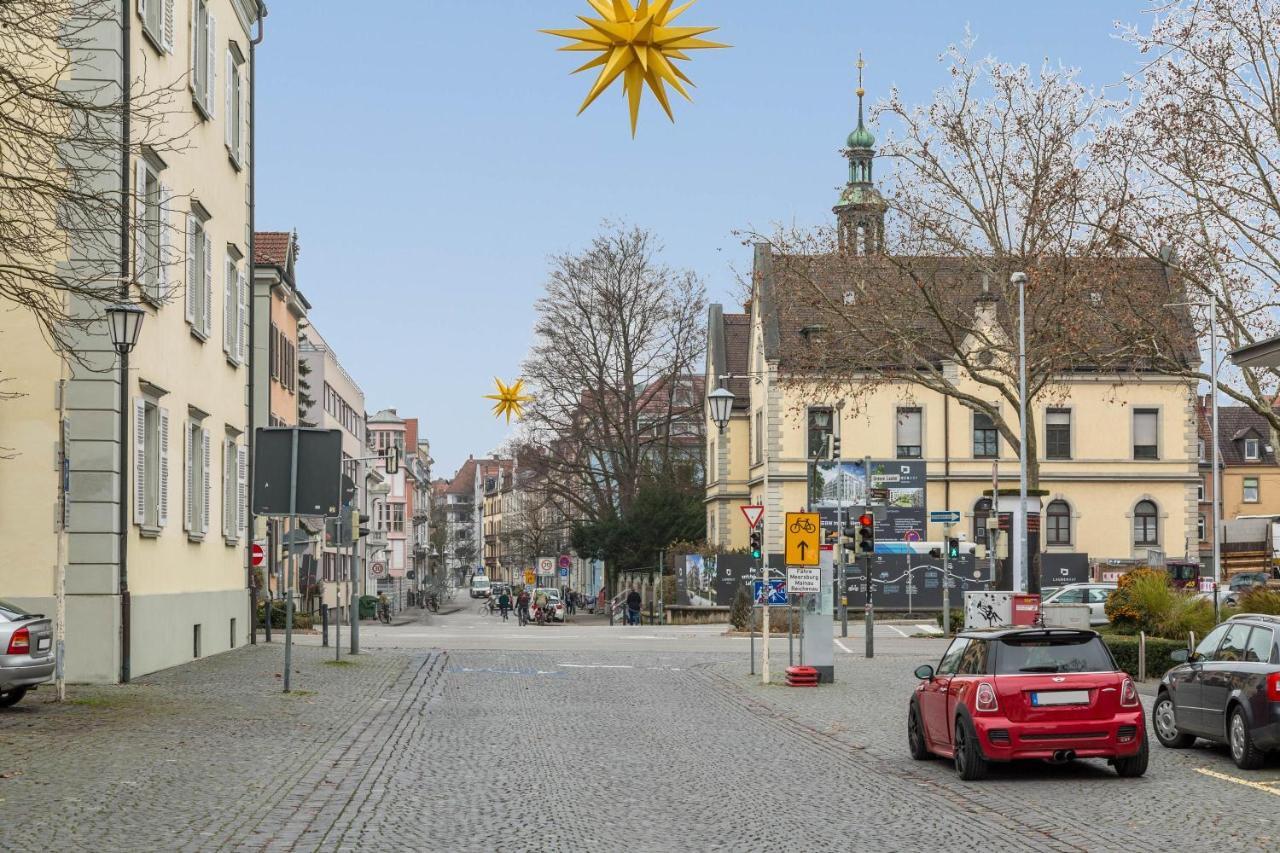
[0,0,265,682]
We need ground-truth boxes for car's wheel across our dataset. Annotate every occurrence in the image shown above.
[907,702,930,760]
[1152,692,1195,749]
[0,687,29,708]
[1229,706,1266,770]
[1113,732,1149,777]
[953,717,989,781]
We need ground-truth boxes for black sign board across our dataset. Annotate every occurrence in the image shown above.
[252,427,343,517]
[842,553,991,609]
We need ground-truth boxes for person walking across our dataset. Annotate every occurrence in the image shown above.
[565,589,576,617]
[625,585,642,627]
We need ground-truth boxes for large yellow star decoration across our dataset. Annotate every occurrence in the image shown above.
[485,378,534,423]
[542,0,728,136]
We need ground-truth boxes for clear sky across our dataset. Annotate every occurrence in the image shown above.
[254,0,1149,479]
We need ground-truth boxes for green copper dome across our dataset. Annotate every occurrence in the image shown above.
[847,122,875,149]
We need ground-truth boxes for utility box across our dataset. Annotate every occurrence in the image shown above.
[1011,594,1041,626]
[1041,603,1091,629]
[964,591,1040,629]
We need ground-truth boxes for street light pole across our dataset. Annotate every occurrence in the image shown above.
[1210,312,1222,609]
[1012,271,1029,593]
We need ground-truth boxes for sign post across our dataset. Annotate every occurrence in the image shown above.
[930,510,961,636]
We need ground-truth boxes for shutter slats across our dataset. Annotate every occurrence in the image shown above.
[202,233,213,337]
[202,427,211,535]
[162,0,175,53]
[224,49,233,149]
[133,399,147,525]
[237,445,248,535]
[185,217,197,323]
[205,12,216,117]
[223,257,235,355]
[184,421,194,531]
[237,268,248,364]
[158,407,169,527]
[157,183,171,299]
[134,163,148,286]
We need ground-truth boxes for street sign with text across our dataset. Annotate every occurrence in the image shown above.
[930,510,962,525]
[740,504,764,528]
[785,512,820,566]
[787,567,821,595]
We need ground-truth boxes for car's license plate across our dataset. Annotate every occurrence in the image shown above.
[37,637,51,652]
[1031,689,1089,706]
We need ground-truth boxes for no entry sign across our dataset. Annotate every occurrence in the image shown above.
[251,543,265,568]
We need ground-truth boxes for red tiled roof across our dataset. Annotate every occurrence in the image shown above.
[722,313,750,407]
[254,231,292,267]
[445,459,478,496]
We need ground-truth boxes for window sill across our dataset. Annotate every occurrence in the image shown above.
[224,536,240,547]
[140,23,166,55]
[188,533,206,544]
[192,95,212,121]
[139,525,163,539]
[190,325,208,343]
[227,149,243,172]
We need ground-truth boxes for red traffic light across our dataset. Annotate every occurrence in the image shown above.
[858,514,873,527]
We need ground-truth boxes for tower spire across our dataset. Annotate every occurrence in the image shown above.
[834,52,886,255]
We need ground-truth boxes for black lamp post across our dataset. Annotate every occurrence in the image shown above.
[707,386,734,433]
[106,302,143,683]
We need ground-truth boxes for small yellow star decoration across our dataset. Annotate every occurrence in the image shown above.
[542,0,728,136]
[485,377,534,423]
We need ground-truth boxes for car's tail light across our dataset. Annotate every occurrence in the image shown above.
[975,682,999,713]
[6,626,30,655]
[1267,672,1280,703]
[1120,678,1140,707]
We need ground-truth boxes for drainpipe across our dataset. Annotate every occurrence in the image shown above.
[246,4,267,643]
[118,0,133,684]
[943,394,951,511]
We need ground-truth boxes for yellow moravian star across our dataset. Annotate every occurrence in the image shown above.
[485,378,534,423]
[542,0,728,136]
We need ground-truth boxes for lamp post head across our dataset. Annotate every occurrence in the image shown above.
[707,386,735,433]
[106,303,145,355]
[1010,271,1027,286]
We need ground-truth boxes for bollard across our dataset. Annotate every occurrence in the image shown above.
[1137,631,1146,683]
[321,604,329,647]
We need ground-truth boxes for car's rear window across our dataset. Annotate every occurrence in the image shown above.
[994,635,1116,674]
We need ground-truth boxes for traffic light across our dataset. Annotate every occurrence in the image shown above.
[385,445,401,475]
[354,511,371,541]
[749,529,762,560]
[840,523,859,551]
[947,537,960,559]
[855,513,874,553]
[831,435,841,459]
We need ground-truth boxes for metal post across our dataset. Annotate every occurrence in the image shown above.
[283,431,299,693]
[349,526,359,654]
[906,554,914,617]
[55,374,68,701]
[761,371,771,687]
[1210,312,1222,620]
[991,462,999,584]
[321,603,328,647]
[264,521,273,643]
[941,524,951,635]
[835,413,847,636]
[864,553,874,658]
[1012,271,1029,594]
[788,598,794,666]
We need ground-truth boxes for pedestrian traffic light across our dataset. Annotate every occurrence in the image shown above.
[947,537,960,559]
[856,513,874,553]
[749,529,762,560]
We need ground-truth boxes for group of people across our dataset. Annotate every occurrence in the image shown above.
[488,586,590,625]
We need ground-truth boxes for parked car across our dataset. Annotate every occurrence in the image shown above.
[1040,583,1117,626]
[0,599,54,708]
[908,627,1147,780]
[469,575,491,599]
[1193,589,1240,608]
[1229,572,1274,593]
[1152,613,1280,770]
[533,589,566,622]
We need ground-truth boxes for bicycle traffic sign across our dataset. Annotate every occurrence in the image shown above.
[785,512,820,566]
[752,579,787,606]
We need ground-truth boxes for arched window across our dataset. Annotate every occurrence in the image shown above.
[973,498,992,545]
[1134,500,1158,546]
[1046,500,1071,546]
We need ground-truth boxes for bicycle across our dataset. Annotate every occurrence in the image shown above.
[377,602,392,624]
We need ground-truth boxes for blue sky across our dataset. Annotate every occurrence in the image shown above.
[254,0,1150,478]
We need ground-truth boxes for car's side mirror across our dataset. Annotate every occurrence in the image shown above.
[1169,648,1189,663]
[914,664,935,681]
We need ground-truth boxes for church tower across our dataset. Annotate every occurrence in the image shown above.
[833,55,887,255]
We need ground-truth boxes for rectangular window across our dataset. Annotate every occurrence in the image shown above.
[1046,510,1070,546]
[973,412,998,459]
[1245,438,1260,460]
[1198,438,1206,462]
[185,212,212,338]
[269,323,280,380]
[223,255,238,359]
[1045,408,1071,460]
[1244,476,1260,503]
[140,0,174,53]
[225,46,245,164]
[222,437,237,541]
[1197,476,1206,502]
[896,407,922,458]
[190,0,216,118]
[754,410,763,464]
[132,398,170,530]
[1133,409,1158,459]
[807,407,833,459]
[134,160,170,302]
[184,419,210,538]
[1198,514,1207,542]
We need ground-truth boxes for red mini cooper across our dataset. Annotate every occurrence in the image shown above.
[907,627,1147,780]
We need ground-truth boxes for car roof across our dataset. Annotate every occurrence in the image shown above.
[1226,613,1280,627]
[957,627,1101,641]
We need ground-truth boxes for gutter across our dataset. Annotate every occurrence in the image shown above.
[246,3,267,643]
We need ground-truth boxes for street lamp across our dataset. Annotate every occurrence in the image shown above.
[1011,272,1029,594]
[707,386,734,433]
[105,301,144,684]
[106,303,145,355]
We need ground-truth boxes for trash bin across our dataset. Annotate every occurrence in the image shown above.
[359,595,379,620]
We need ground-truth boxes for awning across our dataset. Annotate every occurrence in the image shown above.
[1231,335,1280,369]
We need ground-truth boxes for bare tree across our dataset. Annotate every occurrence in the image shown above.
[0,0,188,362]
[1097,0,1280,429]
[516,223,707,524]
[748,44,1193,491]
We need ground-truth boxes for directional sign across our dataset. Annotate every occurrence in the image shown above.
[930,510,962,525]
[785,512,820,566]
[752,579,787,606]
[787,567,821,595]
[524,569,536,585]
[740,504,764,528]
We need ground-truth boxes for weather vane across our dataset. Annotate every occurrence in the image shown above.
[485,377,534,423]
[542,0,728,136]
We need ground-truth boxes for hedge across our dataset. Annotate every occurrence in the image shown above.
[1101,634,1185,681]
[255,601,314,630]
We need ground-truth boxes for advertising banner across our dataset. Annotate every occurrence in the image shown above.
[810,459,927,542]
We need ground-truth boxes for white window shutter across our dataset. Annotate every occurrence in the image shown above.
[237,444,248,535]
[183,422,194,531]
[237,268,248,364]
[202,232,213,337]
[201,427,211,534]
[158,407,170,527]
[223,259,235,355]
[205,13,216,117]
[158,183,172,298]
[225,50,234,150]
[162,0,175,53]
[189,0,198,92]
[134,163,148,284]
[185,217,197,324]
[133,399,147,525]
[223,439,235,539]
[238,64,247,161]
[138,0,146,18]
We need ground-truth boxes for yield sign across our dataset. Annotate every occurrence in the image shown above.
[740,504,764,528]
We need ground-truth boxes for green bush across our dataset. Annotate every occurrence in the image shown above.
[255,601,313,629]
[1103,634,1186,680]
[730,585,752,631]
[1157,595,1215,641]
[935,609,965,633]
[1105,568,1173,635]
[1237,587,1280,615]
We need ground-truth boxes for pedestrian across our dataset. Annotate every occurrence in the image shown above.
[565,589,576,616]
[626,584,642,626]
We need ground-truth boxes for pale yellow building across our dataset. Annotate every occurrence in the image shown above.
[0,0,265,682]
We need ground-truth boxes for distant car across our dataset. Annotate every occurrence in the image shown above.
[469,576,491,599]
[1193,589,1240,608]
[1040,583,1117,626]
[1229,572,1273,593]
[0,599,54,708]
[908,627,1147,780]
[1153,613,1280,770]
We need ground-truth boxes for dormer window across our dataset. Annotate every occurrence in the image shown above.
[1245,437,1260,461]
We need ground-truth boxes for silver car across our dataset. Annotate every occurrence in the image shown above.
[0,599,54,707]
[1041,583,1117,626]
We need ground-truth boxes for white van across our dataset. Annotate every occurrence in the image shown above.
[469,575,491,599]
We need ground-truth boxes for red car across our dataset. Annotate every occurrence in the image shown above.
[907,627,1147,780]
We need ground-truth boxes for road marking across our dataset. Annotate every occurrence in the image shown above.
[834,639,853,654]
[1196,767,1280,796]
[557,663,633,669]
[887,625,909,637]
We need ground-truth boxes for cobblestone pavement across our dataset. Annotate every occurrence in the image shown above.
[4,616,1280,851]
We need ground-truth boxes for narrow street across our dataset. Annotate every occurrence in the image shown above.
[3,608,1279,851]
